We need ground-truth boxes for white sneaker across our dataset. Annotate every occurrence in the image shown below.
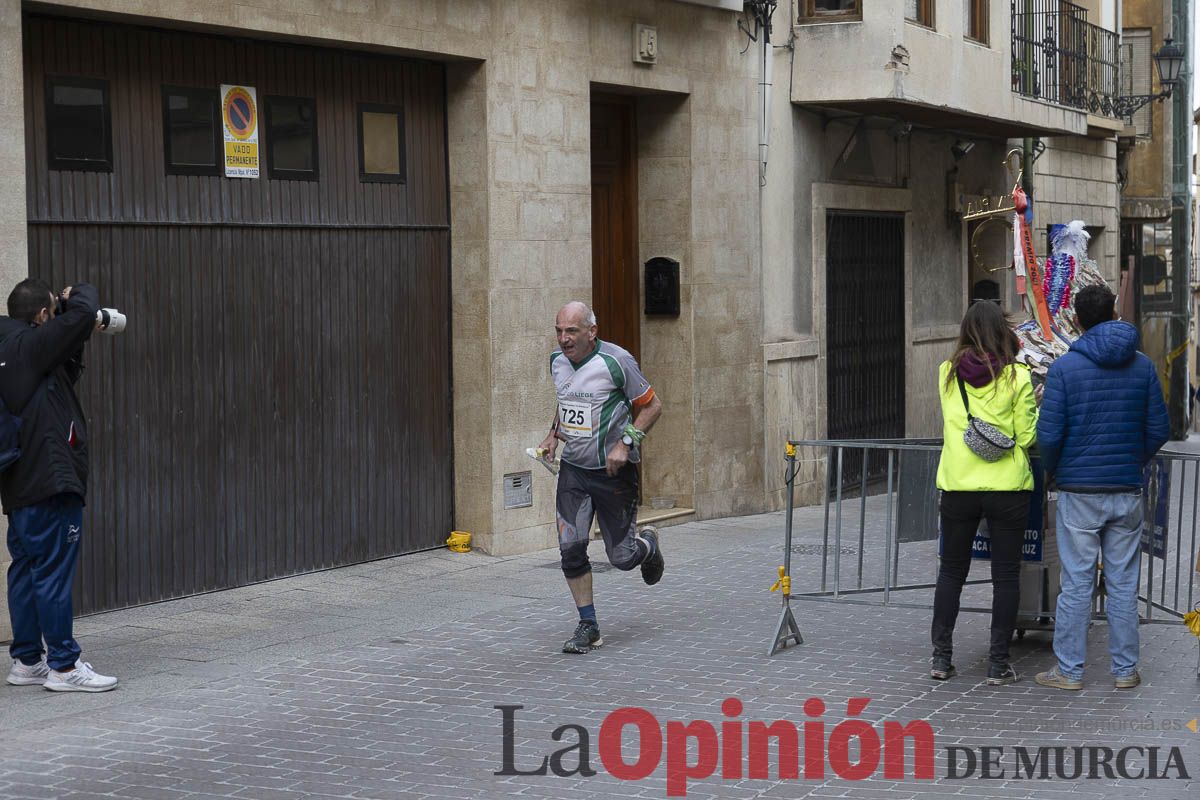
[6,658,50,686]
[43,660,119,693]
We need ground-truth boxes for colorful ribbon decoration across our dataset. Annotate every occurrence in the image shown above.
[1013,187,1053,339]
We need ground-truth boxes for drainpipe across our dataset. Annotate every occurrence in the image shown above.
[749,0,777,327]
[1021,2,1035,201]
[1168,0,1192,436]
[759,5,773,187]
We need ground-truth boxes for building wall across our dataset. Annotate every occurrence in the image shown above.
[0,0,1128,635]
[789,0,1089,137]
[0,0,23,645]
[761,1,1121,511]
[0,0,761,589]
[636,94,696,510]
[761,59,1010,509]
[472,0,761,546]
[1122,0,1171,209]
[1075,0,1120,30]
[446,61,494,556]
[1029,138,1122,282]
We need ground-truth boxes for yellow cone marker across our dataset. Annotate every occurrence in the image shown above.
[1188,719,1198,734]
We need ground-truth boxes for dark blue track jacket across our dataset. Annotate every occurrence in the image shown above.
[1037,320,1169,491]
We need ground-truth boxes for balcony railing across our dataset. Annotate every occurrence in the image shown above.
[1011,0,1120,118]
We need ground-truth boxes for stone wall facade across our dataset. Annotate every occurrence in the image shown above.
[1121,0,1171,211]
[0,0,1126,640]
[1029,138,1122,283]
[0,0,24,644]
[0,0,762,636]
[760,0,1121,510]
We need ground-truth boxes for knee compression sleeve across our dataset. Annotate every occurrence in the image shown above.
[558,512,592,579]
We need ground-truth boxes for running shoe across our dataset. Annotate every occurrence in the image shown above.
[43,661,119,693]
[562,620,602,654]
[6,658,50,686]
[640,527,664,586]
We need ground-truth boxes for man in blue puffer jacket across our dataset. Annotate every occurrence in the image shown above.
[1035,284,1169,691]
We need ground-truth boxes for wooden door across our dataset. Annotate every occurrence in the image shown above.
[590,97,640,360]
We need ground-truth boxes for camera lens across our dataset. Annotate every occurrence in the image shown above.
[96,308,127,334]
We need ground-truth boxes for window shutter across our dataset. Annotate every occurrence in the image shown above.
[1121,29,1152,136]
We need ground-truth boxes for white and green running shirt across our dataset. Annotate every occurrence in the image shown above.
[551,340,654,470]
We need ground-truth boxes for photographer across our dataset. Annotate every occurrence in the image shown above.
[0,279,118,692]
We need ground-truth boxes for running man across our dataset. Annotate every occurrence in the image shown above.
[535,301,664,654]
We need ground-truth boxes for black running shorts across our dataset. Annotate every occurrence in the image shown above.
[556,461,641,578]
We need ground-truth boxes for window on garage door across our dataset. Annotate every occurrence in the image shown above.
[265,95,319,181]
[45,76,113,172]
[358,102,406,182]
[163,86,221,176]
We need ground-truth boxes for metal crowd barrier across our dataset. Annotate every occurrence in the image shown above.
[768,439,1200,677]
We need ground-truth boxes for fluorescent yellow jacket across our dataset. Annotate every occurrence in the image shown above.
[935,360,1038,492]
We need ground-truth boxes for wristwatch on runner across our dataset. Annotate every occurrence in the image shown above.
[621,433,634,446]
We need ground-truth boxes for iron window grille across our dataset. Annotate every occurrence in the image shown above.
[1010,0,1119,118]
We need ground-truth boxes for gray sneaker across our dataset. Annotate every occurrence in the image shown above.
[1035,666,1083,690]
[43,661,119,693]
[6,658,50,686]
[562,620,602,654]
[1114,670,1141,689]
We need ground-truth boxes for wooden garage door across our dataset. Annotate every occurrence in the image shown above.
[23,16,453,613]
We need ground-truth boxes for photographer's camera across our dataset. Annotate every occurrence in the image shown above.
[95,308,126,334]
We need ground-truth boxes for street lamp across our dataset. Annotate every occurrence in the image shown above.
[1112,38,1186,121]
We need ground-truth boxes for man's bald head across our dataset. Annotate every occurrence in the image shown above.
[557,302,596,329]
[555,302,598,361]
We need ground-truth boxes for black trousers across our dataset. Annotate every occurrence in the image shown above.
[931,490,1031,667]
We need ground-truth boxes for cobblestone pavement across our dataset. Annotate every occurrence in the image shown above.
[1,498,1199,799]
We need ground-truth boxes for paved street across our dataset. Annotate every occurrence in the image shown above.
[2,493,1199,799]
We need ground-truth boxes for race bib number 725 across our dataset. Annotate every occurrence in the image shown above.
[559,401,593,439]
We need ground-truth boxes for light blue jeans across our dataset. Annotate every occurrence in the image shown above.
[1053,490,1143,680]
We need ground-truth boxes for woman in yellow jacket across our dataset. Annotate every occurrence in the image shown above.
[932,300,1038,686]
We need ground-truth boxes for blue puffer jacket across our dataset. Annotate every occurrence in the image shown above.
[1037,320,1169,489]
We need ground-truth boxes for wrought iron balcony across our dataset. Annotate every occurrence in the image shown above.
[1011,0,1119,118]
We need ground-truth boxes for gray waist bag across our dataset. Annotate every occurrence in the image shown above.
[957,375,1015,462]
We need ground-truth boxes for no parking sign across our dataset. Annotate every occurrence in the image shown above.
[221,84,259,178]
